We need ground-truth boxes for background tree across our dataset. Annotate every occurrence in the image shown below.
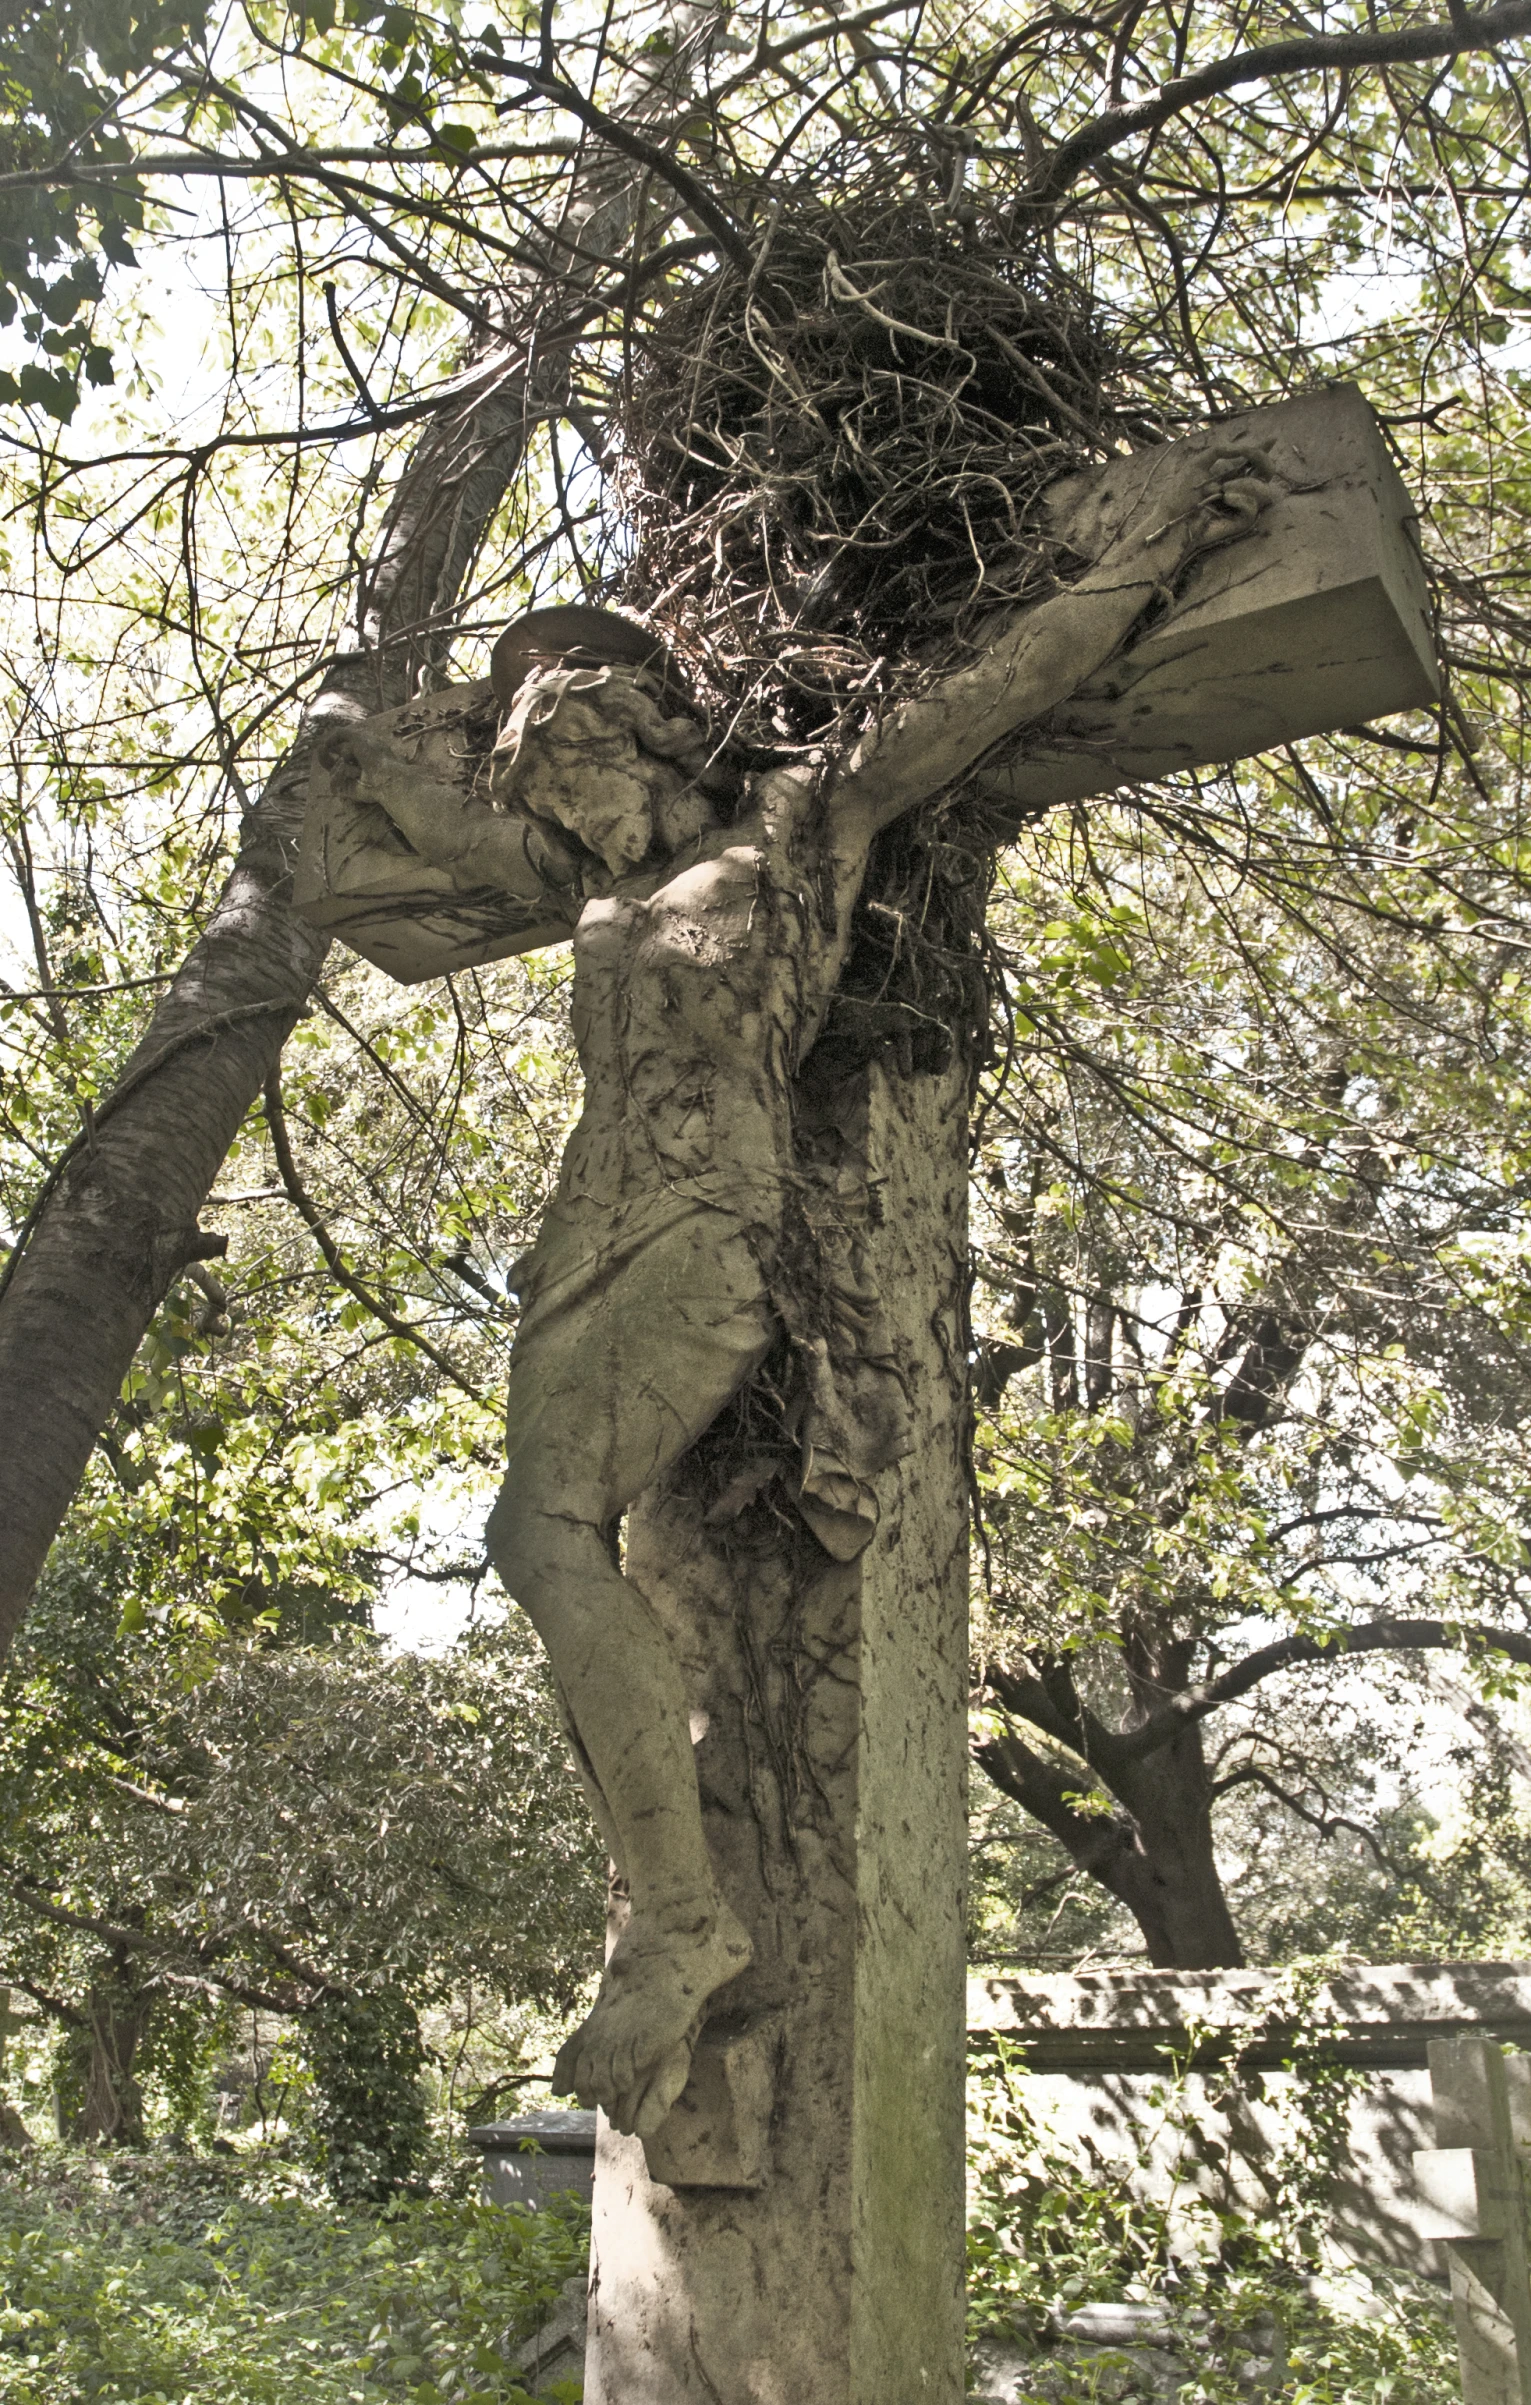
[0,1515,601,2171]
[969,752,1531,1963]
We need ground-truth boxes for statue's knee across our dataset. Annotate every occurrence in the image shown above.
[487,1476,601,1607]
[486,1482,535,1597]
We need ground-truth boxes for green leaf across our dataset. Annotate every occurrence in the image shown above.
[17,362,77,419]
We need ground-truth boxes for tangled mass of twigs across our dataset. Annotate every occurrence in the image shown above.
[614,154,1179,753]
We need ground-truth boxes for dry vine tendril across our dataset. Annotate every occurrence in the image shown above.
[598,143,1200,1078]
[613,141,1186,766]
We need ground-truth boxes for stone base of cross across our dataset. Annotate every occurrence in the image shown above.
[295,385,1435,2403]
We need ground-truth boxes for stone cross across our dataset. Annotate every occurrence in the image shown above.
[295,383,1434,2405]
[1416,2036,1531,2405]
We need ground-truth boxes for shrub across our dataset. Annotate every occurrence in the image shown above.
[966,2042,1459,2405]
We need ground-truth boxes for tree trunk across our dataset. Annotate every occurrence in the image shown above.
[976,1711,1245,1969]
[0,1989,32,2150]
[0,10,732,1652]
[0,392,523,1653]
[58,1955,152,2145]
[1106,1723,1245,1968]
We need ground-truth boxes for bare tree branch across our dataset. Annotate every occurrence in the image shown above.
[263,1071,488,1405]
[1112,1617,1531,1761]
[1034,0,1531,203]
[475,55,753,267]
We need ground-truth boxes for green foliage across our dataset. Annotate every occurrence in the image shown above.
[295,1991,429,2203]
[0,1533,602,2165]
[970,716,1531,1951]
[0,3,215,418]
[5,0,1531,2016]
[0,2144,587,2402]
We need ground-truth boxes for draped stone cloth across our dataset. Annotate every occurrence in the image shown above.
[494,673,912,1559]
[490,662,728,875]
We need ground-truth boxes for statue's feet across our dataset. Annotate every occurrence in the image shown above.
[553,1899,752,2138]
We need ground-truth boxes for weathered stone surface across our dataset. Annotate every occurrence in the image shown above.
[467,2108,596,2214]
[511,2272,590,2391]
[969,2315,1282,2405]
[292,664,733,984]
[638,2013,775,2190]
[970,1959,1531,2069]
[970,1960,1531,2277]
[982,384,1438,816]
[1417,2038,1531,2405]
[580,1054,969,2405]
[294,392,1436,988]
[292,679,582,981]
[283,397,1434,2402]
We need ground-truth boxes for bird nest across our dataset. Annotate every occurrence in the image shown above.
[616,166,1177,758]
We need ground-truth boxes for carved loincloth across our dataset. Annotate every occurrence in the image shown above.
[506,1165,911,1563]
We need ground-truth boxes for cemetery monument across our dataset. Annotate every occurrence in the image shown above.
[296,382,1436,2402]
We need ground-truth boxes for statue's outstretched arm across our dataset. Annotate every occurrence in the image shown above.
[333,711,579,906]
[831,433,1277,842]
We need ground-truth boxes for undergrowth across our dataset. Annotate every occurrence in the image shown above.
[0,2077,1463,2405]
[0,2146,587,2405]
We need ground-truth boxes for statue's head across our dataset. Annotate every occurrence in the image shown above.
[491,605,685,709]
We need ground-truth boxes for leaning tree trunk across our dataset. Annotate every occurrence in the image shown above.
[0,386,521,1651]
[0,9,733,1652]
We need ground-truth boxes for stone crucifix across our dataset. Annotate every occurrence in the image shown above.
[296,384,1435,2404]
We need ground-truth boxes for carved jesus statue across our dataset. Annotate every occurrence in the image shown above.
[315,430,1271,2139]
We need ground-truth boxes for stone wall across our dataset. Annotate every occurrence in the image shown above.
[969,1961,1531,2274]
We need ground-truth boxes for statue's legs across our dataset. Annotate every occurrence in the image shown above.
[486,1211,775,2137]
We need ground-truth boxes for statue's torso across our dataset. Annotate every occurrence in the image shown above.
[563,839,809,1215]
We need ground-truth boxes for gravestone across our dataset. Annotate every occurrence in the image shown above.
[295,386,1437,2402]
[1416,2036,1531,2404]
[513,2274,591,2393]
[467,2107,597,2214]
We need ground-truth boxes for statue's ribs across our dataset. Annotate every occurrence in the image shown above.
[983,382,1438,817]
